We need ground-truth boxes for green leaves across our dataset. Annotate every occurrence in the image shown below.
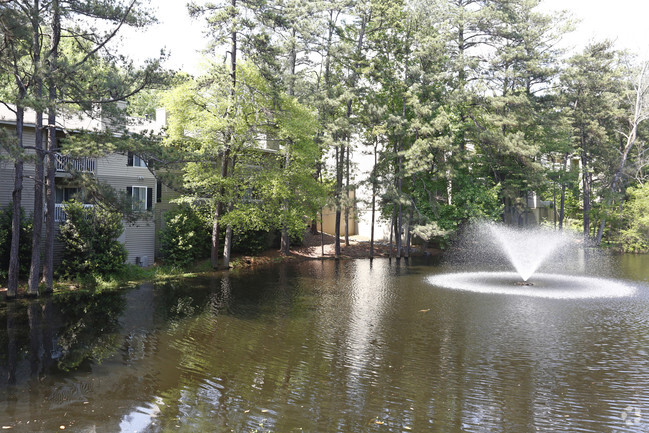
[58,200,127,277]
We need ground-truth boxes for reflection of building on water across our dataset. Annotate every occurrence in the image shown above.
[0,277,238,432]
[0,285,155,431]
[120,283,156,362]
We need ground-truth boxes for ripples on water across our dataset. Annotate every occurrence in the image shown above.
[1,257,649,432]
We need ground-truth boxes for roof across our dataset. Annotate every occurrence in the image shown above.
[0,103,164,135]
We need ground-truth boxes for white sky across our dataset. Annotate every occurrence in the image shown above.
[121,0,649,75]
[120,1,206,74]
[538,0,649,57]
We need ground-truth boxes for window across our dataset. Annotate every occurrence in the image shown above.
[127,151,146,167]
[133,155,146,167]
[156,181,162,203]
[127,186,152,211]
[55,187,81,204]
[132,186,147,211]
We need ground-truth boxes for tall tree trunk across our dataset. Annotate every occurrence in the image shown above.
[552,181,557,229]
[369,140,377,259]
[581,152,591,242]
[28,110,44,296]
[405,190,415,258]
[222,156,236,268]
[344,141,350,246]
[579,126,591,242]
[8,105,25,299]
[211,146,230,268]
[395,192,402,259]
[42,119,56,293]
[211,200,223,268]
[389,206,395,259]
[559,153,568,230]
[280,153,291,255]
[42,0,60,293]
[320,170,325,257]
[222,224,233,267]
[395,30,410,260]
[342,14,367,248]
[394,137,403,259]
[28,1,43,296]
[280,32,297,255]
[594,63,647,245]
[212,0,237,269]
[334,144,343,258]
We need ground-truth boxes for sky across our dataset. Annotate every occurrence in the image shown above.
[538,0,649,57]
[122,0,649,75]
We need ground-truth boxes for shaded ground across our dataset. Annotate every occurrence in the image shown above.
[233,230,442,269]
[293,231,394,258]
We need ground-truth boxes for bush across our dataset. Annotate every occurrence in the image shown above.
[232,229,273,255]
[0,203,33,281]
[619,184,649,252]
[158,204,211,267]
[58,201,127,277]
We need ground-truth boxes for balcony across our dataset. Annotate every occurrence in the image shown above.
[55,154,96,173]
[54,203,94,223]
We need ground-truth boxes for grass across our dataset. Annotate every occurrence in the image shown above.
[49,259,219,295]
[5,251,294,298]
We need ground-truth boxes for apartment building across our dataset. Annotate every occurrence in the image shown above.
[0,104,163,266]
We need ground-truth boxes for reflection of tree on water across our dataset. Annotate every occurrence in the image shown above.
[0,291,126,388]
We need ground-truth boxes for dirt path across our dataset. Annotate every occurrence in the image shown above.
[232,230,442,269]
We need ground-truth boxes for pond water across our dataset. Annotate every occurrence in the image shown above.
[1,255,649,432]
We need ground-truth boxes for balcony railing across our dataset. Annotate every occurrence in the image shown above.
[55,154,96,173]
[54,203,94,223]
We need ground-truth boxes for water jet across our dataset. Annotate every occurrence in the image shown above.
[428,222,636,299]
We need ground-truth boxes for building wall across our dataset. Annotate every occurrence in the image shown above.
[154,181,182,257]
[96,153,157,265]
[0,127,157,266]
[320,190,358,237]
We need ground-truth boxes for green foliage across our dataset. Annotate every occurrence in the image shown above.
[408,172,502,237]
[0,203,33,281]
[232,229,275,255]
[161,61,325,255]
[619,184,649,252]
[440,177,504,229]
[52,290,126,371]
[158,204,211,267]
[58,200,128,278]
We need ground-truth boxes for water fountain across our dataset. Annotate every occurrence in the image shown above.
[428,222,636,299]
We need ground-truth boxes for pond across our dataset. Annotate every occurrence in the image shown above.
[1,255,649,432]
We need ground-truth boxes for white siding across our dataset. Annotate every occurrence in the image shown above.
[123,219,156,265]
[0,128,158,267]
[96,153,155,181]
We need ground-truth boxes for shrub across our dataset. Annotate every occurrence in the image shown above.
[619,184,649,253]
[232,229,272,255]
[158,204,211,267]
[0,203,33,281]
[58,201,127,277]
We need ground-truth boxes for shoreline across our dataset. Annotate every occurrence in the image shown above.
[1,231,442,299]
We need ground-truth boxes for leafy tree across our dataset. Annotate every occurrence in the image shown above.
[619,183,649,252]
[159,204,211,268]
[0,1,36,297]
[594,60,649,244]
[0,204,33,282]
[58,200,127,278]
[0,0,162,296]
[162,62,324,264]
[561,41,625,241]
